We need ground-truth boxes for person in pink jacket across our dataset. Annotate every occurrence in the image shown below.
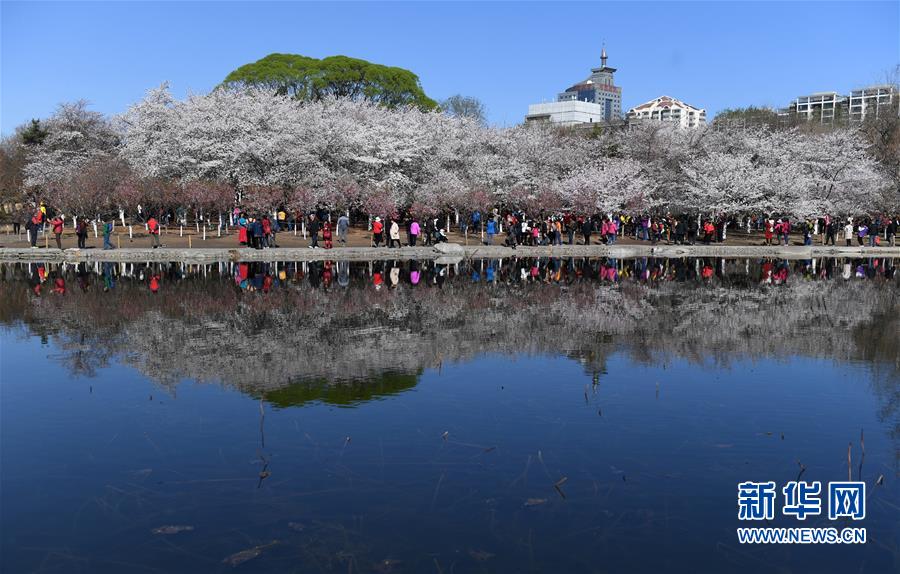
[409,219,421,246]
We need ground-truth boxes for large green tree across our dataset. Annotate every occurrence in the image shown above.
[222,53,437,110]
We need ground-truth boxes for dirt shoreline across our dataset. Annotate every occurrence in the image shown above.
[1,244,897,263]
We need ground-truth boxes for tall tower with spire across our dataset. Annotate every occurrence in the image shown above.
[554,46,622,121]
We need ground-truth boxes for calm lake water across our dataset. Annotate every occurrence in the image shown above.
[1,257,898,574]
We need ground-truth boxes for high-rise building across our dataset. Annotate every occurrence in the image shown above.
[525,48,623,125]
[556,47,622,120]
[627,96,706,128]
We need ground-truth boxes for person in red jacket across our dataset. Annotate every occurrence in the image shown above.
[702,221,716,244]
[147,216,160,248]
[764,218,774,245]
[51,215,64,249]
[261,216,272,248]
[372,217,384,247]
[322,221,333,249]
[149,274,160,293]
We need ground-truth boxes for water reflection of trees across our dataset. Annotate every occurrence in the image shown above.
[1,258,897,399]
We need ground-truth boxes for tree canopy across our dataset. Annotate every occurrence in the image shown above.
[8,84,897,220]
[440,94,487,125]
[222,53,437,110]
[712,106,782,130]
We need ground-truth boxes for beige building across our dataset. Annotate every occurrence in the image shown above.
[627,96,706,128]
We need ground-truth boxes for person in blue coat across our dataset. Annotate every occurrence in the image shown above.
[486,219,496,245]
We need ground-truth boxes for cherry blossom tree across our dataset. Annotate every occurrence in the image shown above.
[23,83,895,222]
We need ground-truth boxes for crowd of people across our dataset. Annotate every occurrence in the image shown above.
[10,202,900,250]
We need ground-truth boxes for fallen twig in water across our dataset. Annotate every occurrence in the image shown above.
[510,454,532,488]
[431,472,445,510]
[796,460,806,481]
[222,540,278,567]
[847,442,852,482]
[524,498,547,507]
[259,398,265,449]
[257,454,270,489]
[858,428,865,480]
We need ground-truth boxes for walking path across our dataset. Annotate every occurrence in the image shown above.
[1,244,897,263]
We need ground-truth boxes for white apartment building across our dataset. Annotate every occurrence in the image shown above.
[627,96,706,128]
[848,85,897,122]
[525,100,611,126]
[792,92,845,123]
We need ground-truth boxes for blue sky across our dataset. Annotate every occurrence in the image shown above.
[2,1,898,134]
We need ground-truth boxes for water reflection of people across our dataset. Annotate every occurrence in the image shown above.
[773,262,789,284]
[372,269,384,291]
[11,257,899,306]
[102,262,116,291]
[323,261,333,289]
[338,261,350,288]
[389,263,400,287]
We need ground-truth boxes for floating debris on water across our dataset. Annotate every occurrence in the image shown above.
[222,541,278,567]
[441,431,449,440]
[876,474,884,486]
[151,525,194,535]
[524,498,547,507]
